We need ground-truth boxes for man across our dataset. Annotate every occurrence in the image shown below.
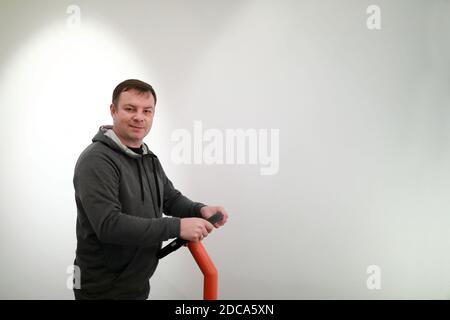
[73,79,228,300]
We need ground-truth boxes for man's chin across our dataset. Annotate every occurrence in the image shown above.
[121,134,141,143]
[126,128,149,139]
[129,133,147,141]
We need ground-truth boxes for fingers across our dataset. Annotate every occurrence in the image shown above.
[180,217,220,243]
[201,205,229,228]
[194,221,212,242]
[214,207,228,227]
[205,221,214,232]
[202,222,212,236]
[220,207,229,222]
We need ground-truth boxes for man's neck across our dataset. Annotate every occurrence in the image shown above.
[127,145,144,155]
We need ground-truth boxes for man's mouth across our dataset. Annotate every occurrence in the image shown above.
[130,125,145,129]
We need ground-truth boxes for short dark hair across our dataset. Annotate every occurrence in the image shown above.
[112,79,157,107]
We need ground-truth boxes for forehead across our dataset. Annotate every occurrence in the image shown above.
[119,89,155,108]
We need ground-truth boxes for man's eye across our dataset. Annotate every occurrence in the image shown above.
[145,110,152,114]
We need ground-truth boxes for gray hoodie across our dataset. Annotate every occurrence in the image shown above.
[73,125,205,298]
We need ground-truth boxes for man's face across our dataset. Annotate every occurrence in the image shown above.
[110,89,155,148]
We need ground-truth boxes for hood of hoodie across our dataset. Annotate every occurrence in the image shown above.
[92,125,156,159]
[91,125,161,207]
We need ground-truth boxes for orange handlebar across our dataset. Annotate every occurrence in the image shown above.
[187,241,218,300]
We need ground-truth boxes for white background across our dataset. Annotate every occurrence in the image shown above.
[0,0,449,299]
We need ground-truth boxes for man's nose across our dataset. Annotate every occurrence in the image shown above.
[133,112,145,122]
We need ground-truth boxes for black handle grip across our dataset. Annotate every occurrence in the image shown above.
[156,212,224,259]
[206,212,224,225]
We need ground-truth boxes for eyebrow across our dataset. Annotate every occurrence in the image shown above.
[123,104,154,109]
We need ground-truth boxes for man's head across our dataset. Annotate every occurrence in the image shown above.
[110,79,157,148]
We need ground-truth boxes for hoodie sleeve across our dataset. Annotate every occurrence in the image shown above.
[155,159,206,218]
[74,151,180,246]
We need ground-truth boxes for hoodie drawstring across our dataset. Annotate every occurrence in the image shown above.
[136,155,161,209]
[151,157,161,209]
[136,161,145,202]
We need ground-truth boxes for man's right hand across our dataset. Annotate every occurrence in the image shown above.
[180,218,214,242]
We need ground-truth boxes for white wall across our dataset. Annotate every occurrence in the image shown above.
[0,0,449,299]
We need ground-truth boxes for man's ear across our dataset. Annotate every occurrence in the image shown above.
[110,103,116,117]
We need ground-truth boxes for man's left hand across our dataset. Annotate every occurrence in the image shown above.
[200,206,229,228]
